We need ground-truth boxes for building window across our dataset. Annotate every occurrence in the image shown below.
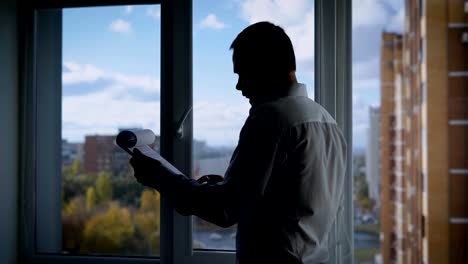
[420,37,426,63]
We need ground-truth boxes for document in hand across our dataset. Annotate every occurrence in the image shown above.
[116,129,183,176]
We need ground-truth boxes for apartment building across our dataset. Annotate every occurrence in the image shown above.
[380,0,468,263]
[380,32,403,263]
[83,135,120,174]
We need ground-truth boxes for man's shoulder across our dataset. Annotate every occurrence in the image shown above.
[255,96,337,127]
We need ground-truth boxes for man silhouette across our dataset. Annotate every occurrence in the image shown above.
[130,21,347,264]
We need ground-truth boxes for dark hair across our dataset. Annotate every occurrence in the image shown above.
[230,21,296,75]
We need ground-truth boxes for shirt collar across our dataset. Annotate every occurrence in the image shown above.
[249,82,308,115]
[286,82,308,97]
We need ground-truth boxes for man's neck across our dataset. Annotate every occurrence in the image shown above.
[249,74,299,107]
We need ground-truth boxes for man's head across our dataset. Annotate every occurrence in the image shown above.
[230,22,296,102]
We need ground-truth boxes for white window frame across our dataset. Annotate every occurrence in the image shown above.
[19,0,352,263]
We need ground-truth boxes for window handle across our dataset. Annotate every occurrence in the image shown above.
[175,106,192,139]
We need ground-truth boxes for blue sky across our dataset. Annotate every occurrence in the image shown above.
[62,0,403,149]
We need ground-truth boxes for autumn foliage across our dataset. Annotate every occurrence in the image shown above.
[62,162,160,255]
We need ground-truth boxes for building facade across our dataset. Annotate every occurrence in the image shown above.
[379,32,403,263]
[366,106,381,209]
[84,135,120,174]
[380,0,468,263]
[84,133,161,175]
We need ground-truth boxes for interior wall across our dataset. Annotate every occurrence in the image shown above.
[0,0,18,263]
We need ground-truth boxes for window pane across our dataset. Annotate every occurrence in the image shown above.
[61,5,161,256]
[192,0,314,251]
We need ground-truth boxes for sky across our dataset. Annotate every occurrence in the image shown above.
[62,0,403,149]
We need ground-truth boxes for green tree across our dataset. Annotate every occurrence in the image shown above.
[96,171,113,203]
[86,187,97,210]
[71,158,82,175]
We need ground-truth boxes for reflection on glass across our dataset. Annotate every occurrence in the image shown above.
[61,5,161,256]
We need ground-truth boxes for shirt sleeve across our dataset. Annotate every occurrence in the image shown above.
[151,110,283,228]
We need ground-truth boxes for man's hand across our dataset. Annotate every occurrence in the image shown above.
[196,174,224,185]
[129,148,163,189]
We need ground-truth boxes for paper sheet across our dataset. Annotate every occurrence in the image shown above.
[134,145,183,176]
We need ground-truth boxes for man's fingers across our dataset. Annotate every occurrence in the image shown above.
[197,175,224,184]
[207,175,224,183]
[133,148,143,157]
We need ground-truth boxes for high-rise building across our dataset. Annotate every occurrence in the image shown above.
[380,0,468,263]
[366,106,381,208]
[379,32,403,263]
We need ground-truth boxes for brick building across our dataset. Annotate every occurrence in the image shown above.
[379,0,468,263]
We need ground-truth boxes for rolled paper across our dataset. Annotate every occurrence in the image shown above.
[132,129,156,147]
[116,129,156,155]
[116,129,183,176]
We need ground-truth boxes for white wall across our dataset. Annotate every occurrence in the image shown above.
[0,0,18,263]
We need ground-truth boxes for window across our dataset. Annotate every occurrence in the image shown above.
[191,0,315,251]
[31,4,162,257]
[420,37,426,63]
[60,5,161,256]
[19,0,351,263]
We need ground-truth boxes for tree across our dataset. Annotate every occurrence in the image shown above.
[86,187,97,210]
[133,190,161,254]
[71,158,82,175]
[96,171,113,203]
[62,196,88,252]
[82,204,135,253]
[140,189,160,212]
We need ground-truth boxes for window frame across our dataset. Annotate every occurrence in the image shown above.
[315,0,353,263]
[19,0,352,263]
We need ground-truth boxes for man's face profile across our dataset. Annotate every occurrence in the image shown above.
[233,55,268,101]
[233,56,255,99]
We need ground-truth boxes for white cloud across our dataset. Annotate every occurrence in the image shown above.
[240,0,309,25]
[387,6,404,32]
[193,101,250,146]
[61,62,251,146]
[353,0,390,29]
[238,0,314,63]
[63,87,161,141]
[109,19,132,34]
[62,62,161,141]
[63,62,105,84]
[63,61,160,93]
[147,7,160,19]
[352,0,405,31]
[200,14,227,30]
[125,5,133,14]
